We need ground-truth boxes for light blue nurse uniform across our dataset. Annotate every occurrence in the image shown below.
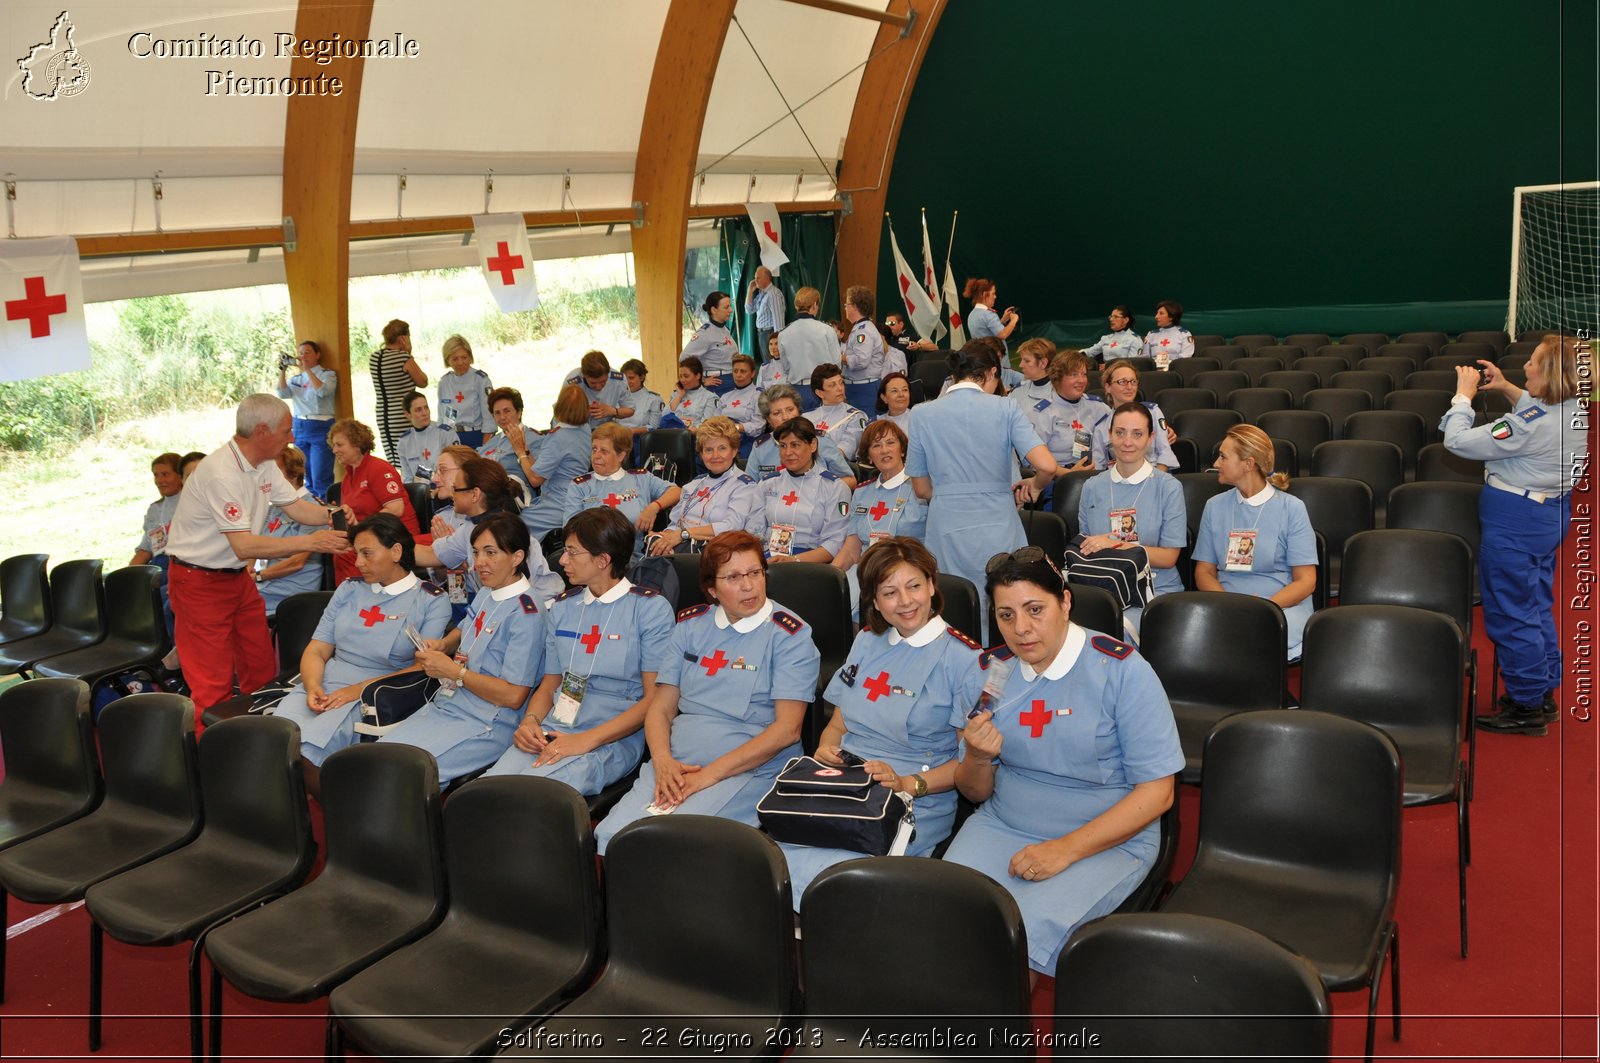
[753,465,851,558]
[1193,485,1318,658]
[1078,463,1188,632]
[523,423,593,538]
[564,469,678,559]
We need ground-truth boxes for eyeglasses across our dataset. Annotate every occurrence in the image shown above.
[1108,377,1139,387]
[985,547,1062,578]
[716,568,765,586]
[558,546,592,560]
[451,481,470,492]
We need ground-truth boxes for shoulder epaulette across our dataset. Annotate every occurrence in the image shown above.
[1034,398,1053,412]
[519,594,539,614]
[553,586,584,602]
[858,475,880,488]
[947,627,983,652]
[474,369,488,378]
[819,469,839,481]
[573,472,593,484]
[1517,406,1546,423]
[771,609,805,635]
[627,467,649,475]
[629,585,660,598]
[1091,634,1134,660]
[420,580,444,596]
[677,603,711,622]
[564,372,581,384]
[979,645,1014,670]
[342,576,364,585]
[737,473,756,485]
[609,371,625,381]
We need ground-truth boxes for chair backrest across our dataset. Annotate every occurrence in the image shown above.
[1171,357,1222,382]
[1271,438,1299,480]
[1339,332,1390,354]
[1359,355,1421,382]
[1294,356,1352,387]
[1258,370,1319,407]
[0,554,51,643]
[1124,356,1157,372]
[1189,370,1249,402]
[1502,340,1539,364]
[1051,468,1101,539]
[1226,387,1293,422]
[764,562,851,691]
[908,359,947,402]
[1339,529,1472,636]
[195,716,315,879]
[1376,342,1431,369]
[1140,593,1285,713]
[1197,710,1401,885]
[1283,333,1332,353]
[1518,328,1560,343]
[1314,344,1367,368]
[1343,410,1428,474]
[1230,334,1276,353]
[50,559,107,641]
[1056,913,1331,1060]
[1233,355,1288,384]
[1415,442,1484,484]
[1284,477,1373,587]
[1137,369,1182,399]
[606,815,793,1011]
[1151,387,1217,418]
[1168,437,1199,474]
[1385,482,1482,565]
[103,565,167,650]
[404,482,433,526]
[1397,330,1448,354]
[319,743,446,907]
[1191,334,1226,350]
[1064,581,1123,639]
[1432,342,1497,369]
[639,428,697,485]
[801,857,1029,1040]
[1329,370,1393,407]
[1174,472,1230,543]
[0,678,100,831]
[1257,410,1332,473]
[1385,390,1451,442]
[1456,329,1510,353]
[1170,409,1243,463]
[1020,509,1068,568]
[273,592,333,676]
[97,693,201,827]
[1201,345,1246,367]
[1301,388,1373,437]
[666,554,707,612]
[1474,389,1514,418]
[935,573,982,645]
[1405,369,1459,392]
[437,775,600,967]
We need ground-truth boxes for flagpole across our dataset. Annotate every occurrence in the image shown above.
[944,210,958,264]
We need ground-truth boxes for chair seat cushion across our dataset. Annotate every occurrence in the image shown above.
[0,809,195,903]
[0,781,97,851]
[32,638,163,682]
[86,839,300,947]
[0,631,101,672]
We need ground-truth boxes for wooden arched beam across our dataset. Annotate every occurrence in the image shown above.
[632,0,739,389]
[834,0,946,294]
[281,0,375,419]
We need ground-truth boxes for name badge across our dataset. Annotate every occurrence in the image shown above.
[551,671,586,726]
[1226,530,1257,572]
[1110,507,1138,541]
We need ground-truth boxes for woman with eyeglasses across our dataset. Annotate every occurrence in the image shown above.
[945,548,1182,981]
[1079,306,1144,365]
[1089,359,1180,470]
[485,507,675,792]
[594,530,821,852]
[413,456,566,604]
[647,417,762,556]
[755,417,851,564]
[379,513,549,785]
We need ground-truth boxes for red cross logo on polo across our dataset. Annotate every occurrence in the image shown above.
[422,448,431,460]
[815,421,829,433]
[474,611,486,636]
[1160,338,1170,347]
[603,493,621,508]
[1020,699,1069,738]
[863,671,893,701]
[869,501,889,521]
[455,392,465,403]
[223,502,242,522]
[267,516,282,532]
[701,649,730,676]
[782,491,799,507]
[729,399,741,407]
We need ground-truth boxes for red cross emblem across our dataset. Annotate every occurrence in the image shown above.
[898,273,913,298]
[1160,338,1171,348]
[579,625,602,653]
[603,493,622,507]
[863,671,893,701]
[359,605,385,627]
[223,502,242,522]
[455,391,465,403]
[1020,699,1054,738]
[815,421,830,433]
[474,611,486,636]
[696,487,711,499]
[782,491,799,506]
[422,448,431,460]
[701,649,729,676]
[869,501,889,521]
[1071,420,1082,431]
[267,516,282,532]
[4,276,68,338]
[730,399,741,407]
[486,241,525,286]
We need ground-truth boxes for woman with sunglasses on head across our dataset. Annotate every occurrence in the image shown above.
[594,530,820,852]
[780,538,985,903]
[945,548,1182,981]
[485,507,675,792]
[1090,359,1180,470]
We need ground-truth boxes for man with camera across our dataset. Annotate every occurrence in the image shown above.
[275,340,337,499]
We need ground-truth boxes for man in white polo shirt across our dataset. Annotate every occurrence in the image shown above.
[166,393,348,726]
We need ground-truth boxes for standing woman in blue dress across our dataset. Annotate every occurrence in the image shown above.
[907,342,1059,635]
[276,339,337,500]
[379,513,548,785]
[963,278,1019,356]
[780,538,986,903]
[680,291,738,396]
[1193,424,1317,658]
[486,507,676,792]
[945,550,1182,980]
[595,530,820,852]
[522,384,593,541]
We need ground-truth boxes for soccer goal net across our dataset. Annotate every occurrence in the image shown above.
[1508,181,1600,338]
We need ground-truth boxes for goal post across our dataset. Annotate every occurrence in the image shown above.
[1508,181,1600,338]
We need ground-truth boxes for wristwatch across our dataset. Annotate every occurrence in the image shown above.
[910,773,928,799]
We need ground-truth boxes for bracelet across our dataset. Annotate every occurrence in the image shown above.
[457,664,468,684]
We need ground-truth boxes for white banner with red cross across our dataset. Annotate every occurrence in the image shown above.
[744,203,790,274]
[472,214,542,313]
[0,236,89,382]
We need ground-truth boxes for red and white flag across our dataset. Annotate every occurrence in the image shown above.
[888,224,940,341]
[0,236,89,382]
[941,260,966,348]
[919,212,946,341]
[472,214,541,313]
[744,203,790,274]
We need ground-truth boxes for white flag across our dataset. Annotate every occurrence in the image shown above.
[0,236,89,382]
[919,213,945,341]
[745,203,790,274]
[888,224,941,341]
[941,260,966,349]
[472,213,541,312]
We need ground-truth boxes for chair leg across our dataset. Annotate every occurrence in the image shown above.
[209,967,223,1063]
[88,919,103,1051]
[1466,650,1478,801]
[1,888,8,1004]
[1390,922,1402,1040]
[325,1013,344,1063]
[187,940,205,1063]
[1458,787,1469,959]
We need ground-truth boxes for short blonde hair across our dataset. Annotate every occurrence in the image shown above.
[693,415,742,452]
[1531,334,1589,404]
[592,422,633,455]
[442,334,473,363]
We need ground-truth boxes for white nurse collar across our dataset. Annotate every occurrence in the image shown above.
[887,614,947,647]
[1019,623,1088,682]
[715,598,773,633]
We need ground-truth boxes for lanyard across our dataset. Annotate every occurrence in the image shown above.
[564,592,619,680]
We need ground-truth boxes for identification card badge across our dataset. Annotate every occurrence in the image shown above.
[766,523,795,557]
[441,402,460,426]
[437,651,468,697]
[1110,507,1138,541]
[551,671,587,725]
[868,530,891,544]
[446,570,468,604]
[1226,529,1258,572]
[1073,429,1092,460]
[150,525,168,552]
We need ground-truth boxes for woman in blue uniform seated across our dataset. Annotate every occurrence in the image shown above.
[646,417,762,557]
[272,514,454,764]
[414,457,567,609]
[755,417,852,564]
[659,356,722,432]
[748,384,857,483]
[1078,404,1188,635]
[1142,299,1195,366]
[780,538,985,902]
[876,371,914,435]
[616,358,665,464]
[478,386,541,489]
[1449,336,1589,734]
[1090,359,1180,470]
[717,353,766,456]
[485,507,676,792]
[522,384,593,541]
[831,420,929,610]
[379,513,548,785]
[594,530,821,852]
[679,290,738,395]
[808,363,870,463]
[1080,306,1144,365]
[945,548,1182,980]
[255,447,324,618]
[566,423,682,560]
[1193,424,1317,659]
[395,391,460,484]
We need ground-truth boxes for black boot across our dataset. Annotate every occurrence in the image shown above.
[1476,695,1548,736]
[1543,692,1559,723]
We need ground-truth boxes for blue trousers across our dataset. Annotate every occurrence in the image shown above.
[1479,484,1570,704]
[293,417,334,501]
[455,429,485,448]
[844,381,879,418]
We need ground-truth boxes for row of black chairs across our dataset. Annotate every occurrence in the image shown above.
[1194,328,1551,355]
[0,557,168,688]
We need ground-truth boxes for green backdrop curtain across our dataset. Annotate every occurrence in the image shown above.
[717,214,841,357]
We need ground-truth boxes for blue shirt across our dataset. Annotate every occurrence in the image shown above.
[276,366,337,419]
[1078,464,1188,597]
[1143,326,1195,363]
[1441,393,1586,495]
[809,402,870,463]
[310,575,454,679]
[439,368,494,432]
[617,387,665,431]
[1081,329,1143,364]
[754,465,851,557]
[1194,486,1318,657]
[778,316,841,385]
[666,467,763,539]
[431,581,547,725]
[478,428,539,486]
[842,320,887,382]
[1090,402,1179,470]
[564,468,678,558]
[748,432,855,482]
[845,471,929,551]
[542,580,675,732]
[256,506,325,615]
[967,305,1006,353]
[1039,394,1112,466]
[137,494,181,557]
[663,386,720,429]
[717,383,767,437]
[562,370,633,427]
[524,423,593,538]
[432,512,566,604]
[745,285,786,332]
[396,423,459,482]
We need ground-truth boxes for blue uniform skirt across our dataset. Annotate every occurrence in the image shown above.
[925,481,1025,642]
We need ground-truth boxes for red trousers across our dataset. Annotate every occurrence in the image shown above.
[168,562,276,727]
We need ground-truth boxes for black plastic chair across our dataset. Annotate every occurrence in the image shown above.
[502,816,794,1058]
[1258,409,1332,477]
[1231,334,1276,354]
[908,358,948,403]
[1313,343,1367,368]
[0,693,200,1003]
[1430,343,1497,370]
[1286,476,1374,598]
[1254,346,1305,369]
[0,554,51,647]
[1150,386,1217,418]
[0,558,106,676]
[1064,581,1124,640]
[1232,356,1286,386]
[1386,390,1452,443]
[1312,441,1402,526]
[1191,334,1226,350]
[1272,437,1299,482]
[1020,509,1068,569]
[1399,330,1448,354]
[1171,409,1242,466]
[1174,472,1229,590]
[1050,468,1100,540]
[202,743,447,1061]
[1295,355,1354,387]
[404,481,433,526]
[202,590,332,728]
[765,562,852,749]
[1302,605,1469,957]
[1359,355,1421,384]
[937,573,982,646]
[795,858,1031,1057]
[1138,369,1182,400]
[1501,341,1538,367]
[1055,913,1331,1061]
[1171,357,1222,383]
[1376,342,1432,370]
[1190,370,1249,403]
[1474,389,1515,419]
[1302,387,1373,437]
[329,776,602,1061]
[1283,332,1333,353]
[1386,480,1483,600]
[1111,801,1180,914]
[1340,333,1390,355]
[1405,369,1459,392]
[1227,386,1293,423]
[639,428,698,486]
[1518,328,1560,343]
[1139,592,1285,784]
[0,679,101,855]
[32,565,169,688]
[1168,437,1199,474]
[1201,345,1246,368]
[1456,330,1510,354]
[1160,711,1401,1063]
[1416,442,1484,484]
[1124,356,1157,372]
[1260,369,1320,408]
[84,715,315,1056]
[1344,410,1429,478]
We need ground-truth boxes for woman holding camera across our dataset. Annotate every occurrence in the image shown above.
[276,340,337,499]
